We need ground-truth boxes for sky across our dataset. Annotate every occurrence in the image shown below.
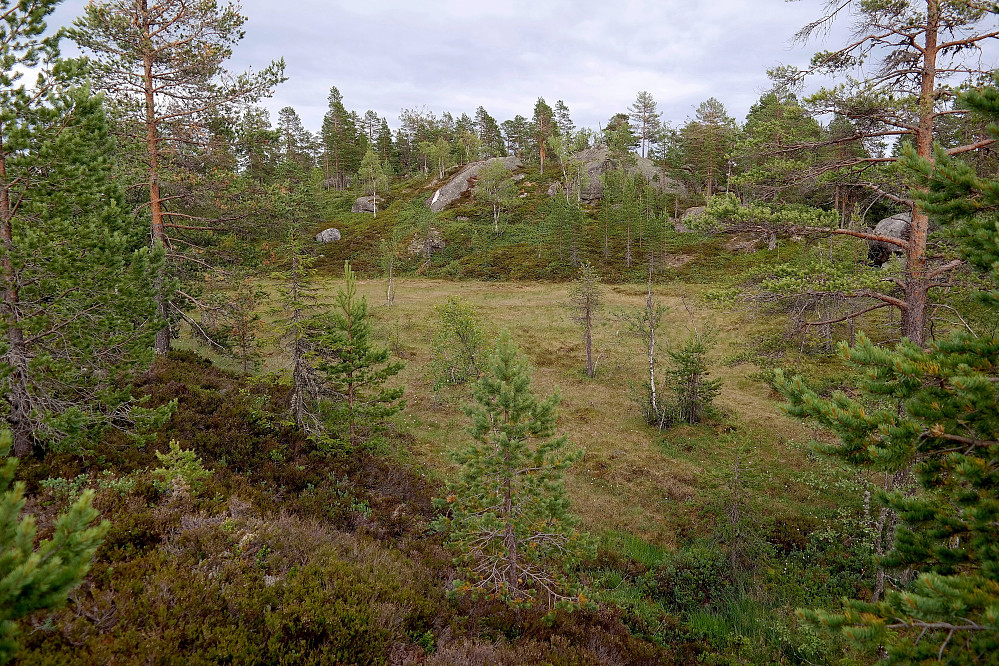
[46,0,857,134]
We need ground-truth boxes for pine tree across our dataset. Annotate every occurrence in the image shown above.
[436,330,590,608]
[603,112,638,162]
[71,0,285,355]
[501,115,530,159]
[269,153,325,435]
[474,106,505,158]
[664,329,722,426]
[532,98,555,175]
[312,262,405,450]
[0,431,109,664]
[235,106,281,185]
[2,0,171,457]
[321,87,362,189]
[629,91,661,159]
[771,1,999,345]
[776,78,999,663]
[681,98,738,197]
[554,100,575,140]
[568,263,601,378]
[278,106,316,172]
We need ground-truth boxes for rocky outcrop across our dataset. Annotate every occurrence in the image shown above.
[408,228,446,257]
[314,228,341,244]
[570,145,682,202]
[429,157,522,212]
[352,195,383,214]
[868,212,910,265]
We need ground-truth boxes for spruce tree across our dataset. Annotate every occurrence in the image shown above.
[436,331,591,608]
[2,0,170,456]
[0,431,109,664]
[313,262,405,450]
[776,79,999,664]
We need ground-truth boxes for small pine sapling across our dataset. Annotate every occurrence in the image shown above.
[664,327,721,426]
[152,440,212,495]
[568,263,602,378]
[435,331,592,609]
[0,431,109,664]
[313,262,405,450]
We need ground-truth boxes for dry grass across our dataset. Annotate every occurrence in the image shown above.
[191,277,856,549]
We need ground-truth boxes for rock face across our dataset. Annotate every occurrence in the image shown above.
[429,157,522,212]
[571,145,682,202]
[314,228,341,244]
[351,195,383,214]
[408,228,447,257]
[868,212,911,265]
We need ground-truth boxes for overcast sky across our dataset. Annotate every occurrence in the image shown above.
[48,0,853,133]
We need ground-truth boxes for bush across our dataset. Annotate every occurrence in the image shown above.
[428,296,485,389]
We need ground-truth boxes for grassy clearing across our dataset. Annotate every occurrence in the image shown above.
[200,276,862,550]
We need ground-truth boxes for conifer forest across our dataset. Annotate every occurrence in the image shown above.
[6,0,999,663]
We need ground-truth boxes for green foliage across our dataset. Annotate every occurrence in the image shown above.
[312,261,406,450]
[663,329,722,426]
[435,330,592,609]
[774,79,999,662]
[473,159,518,232]
[0,1,170,455]
[0,430,109,664]
[201,272,268,373]
[568,263,602,378]
[429,296,485,389]
[357,146,388,207]
[153,440,212,495]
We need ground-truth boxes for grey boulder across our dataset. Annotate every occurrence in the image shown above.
[570,145,682,202]
[315,228,341,244]
[352,195,383,214]
[429,156,522,212]
[868,212,910,265]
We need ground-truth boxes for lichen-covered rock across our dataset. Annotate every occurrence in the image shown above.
[352,195,383,214]
[868,212,911,265]
[570,145,682,202]
[429,157,522,212]
[314,228,341,244]
[408,228,447,257]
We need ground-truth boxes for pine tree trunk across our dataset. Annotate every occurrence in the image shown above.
[646,270,658,418]
[140,0,170,355]
[626,225,632,268]
[584,304,594,378]
[901,0,939,348]
[504,451,518,596]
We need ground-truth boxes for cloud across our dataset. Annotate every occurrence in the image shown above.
[47,0,866,133]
